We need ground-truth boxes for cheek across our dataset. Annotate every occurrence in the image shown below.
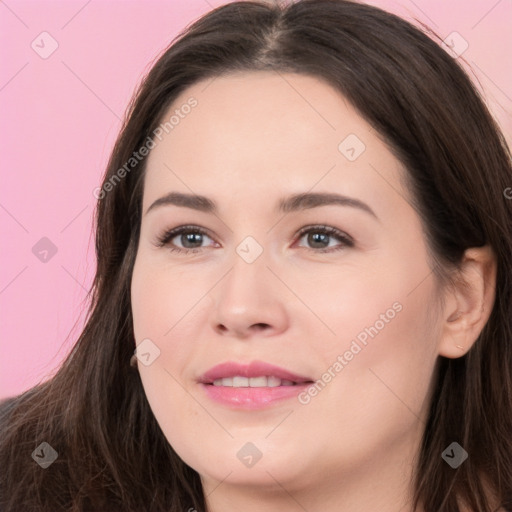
[298,251,440,429]
[131,256,207,353]
[309,280,439,442]
[294,260,428,358]
[131,260,209,462]
[138,362,209,473]
[310,225,439,367]
[131,256,213,416]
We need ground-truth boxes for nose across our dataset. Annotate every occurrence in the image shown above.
[209,251,289,339]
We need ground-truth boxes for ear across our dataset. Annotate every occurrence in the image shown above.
[438,245,497,358]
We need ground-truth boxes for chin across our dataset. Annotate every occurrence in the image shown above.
[188,441,311,490]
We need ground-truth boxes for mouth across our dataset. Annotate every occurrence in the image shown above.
[198,361,315,409]
[198,360,314,385]
[208,376,309,387]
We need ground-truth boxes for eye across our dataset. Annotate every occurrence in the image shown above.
[155,225,217,254]
[295,225,354,253]
[155,224,354,255]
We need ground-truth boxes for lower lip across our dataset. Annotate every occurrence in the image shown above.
[200,383,311,409]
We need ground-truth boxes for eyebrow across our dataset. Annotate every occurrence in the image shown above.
[145,191,378,220]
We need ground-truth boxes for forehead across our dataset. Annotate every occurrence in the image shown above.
[142,71,410,215]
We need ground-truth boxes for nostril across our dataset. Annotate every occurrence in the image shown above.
[251,323,270,331]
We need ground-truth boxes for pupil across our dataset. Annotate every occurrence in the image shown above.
[309,232,328,248]
[182,233,202,248]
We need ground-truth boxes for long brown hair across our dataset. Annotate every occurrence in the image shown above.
[1,1,511,510]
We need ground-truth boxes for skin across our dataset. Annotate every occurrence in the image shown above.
[130,71,496,512]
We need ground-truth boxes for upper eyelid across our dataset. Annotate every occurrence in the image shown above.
[296,224,352,239]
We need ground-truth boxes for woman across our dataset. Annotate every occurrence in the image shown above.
[1,0,511,510]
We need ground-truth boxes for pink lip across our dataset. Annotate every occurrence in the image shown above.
[198,360,314,410]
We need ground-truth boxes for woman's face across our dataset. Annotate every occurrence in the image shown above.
[131,71,444,496]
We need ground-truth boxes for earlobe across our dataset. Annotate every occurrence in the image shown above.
[438,245,497,359]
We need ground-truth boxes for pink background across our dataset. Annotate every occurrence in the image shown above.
[1,0,511,400]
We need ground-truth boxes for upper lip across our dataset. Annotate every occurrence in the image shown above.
[198,360,313,384]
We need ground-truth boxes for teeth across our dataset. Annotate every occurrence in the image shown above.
[266,376,281,387]
[232,376,249,387]
[211,376,298,387]
[249,376,267,387]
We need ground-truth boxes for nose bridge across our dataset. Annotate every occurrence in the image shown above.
[221,240,272,307]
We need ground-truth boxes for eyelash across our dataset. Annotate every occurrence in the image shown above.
[155,224,354,255]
